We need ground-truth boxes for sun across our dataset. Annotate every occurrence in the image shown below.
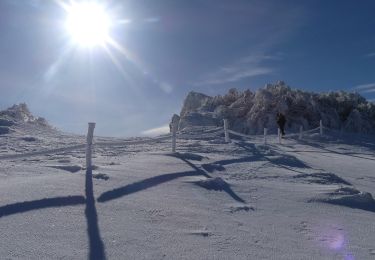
[65,2,112,47]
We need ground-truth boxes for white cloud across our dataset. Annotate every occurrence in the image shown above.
[353,82,375,93]
[141,124,170,136]
[144,17,160,23]
[194,54,278,86]
[118,19,132,24]
[365,52,375,58]
[159,82,173,94]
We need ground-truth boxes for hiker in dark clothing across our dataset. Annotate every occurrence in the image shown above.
[276,112,286,136]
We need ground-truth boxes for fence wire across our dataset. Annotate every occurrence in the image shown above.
[0,124,336,161]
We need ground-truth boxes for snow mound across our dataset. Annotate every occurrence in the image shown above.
[188,230,212,237]
[202,163,225,172]
[310,187,375,212]
[293,172,351,185]
[93,173,109,180]
[172,152,206,161]
[48,165,82,173]
[194,177,229,191]
[21,136,37,142]
[176,82,375,134]
[229,204,255,213]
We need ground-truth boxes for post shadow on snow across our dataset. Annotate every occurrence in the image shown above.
[237,141,356,188]
[85,168,106,260]
[199,143,265,172]
[236,142,309,174]
[97,170,199,202]
[326,200,375,212]
[297,139,375,162]
[167,153,246,203]
[208,154,264,168]
[97,152,245,204]
[0,196,85,218]
[0,169,106,260]
[201,163,226,173]
[293,172,352,186]
[323,130,375,151]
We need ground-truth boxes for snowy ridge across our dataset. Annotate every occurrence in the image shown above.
[176,81,375,135]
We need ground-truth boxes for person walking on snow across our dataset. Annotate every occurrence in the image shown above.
[276,112,286,136]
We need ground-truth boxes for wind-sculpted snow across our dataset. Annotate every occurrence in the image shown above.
[1,111,375,258]
[309,187,375,212]
[176,81,375,135]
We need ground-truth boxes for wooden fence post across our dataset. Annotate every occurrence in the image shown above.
[224,119,230,143]
[172,121,177,153]
[299,125,303,140]
[320,120,323,136]
[264,128,267,145]
[86,122,96,170]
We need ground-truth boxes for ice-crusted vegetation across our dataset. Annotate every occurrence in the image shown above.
[177,81,375,134]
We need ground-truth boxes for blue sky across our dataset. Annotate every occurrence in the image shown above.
[0,0,374,136]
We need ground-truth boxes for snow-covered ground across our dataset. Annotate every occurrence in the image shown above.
[0,125,375,259]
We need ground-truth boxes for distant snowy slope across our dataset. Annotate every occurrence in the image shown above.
[176,81,375,135]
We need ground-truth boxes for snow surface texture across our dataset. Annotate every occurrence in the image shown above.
[0,104,375,259]
[177,81,375,135]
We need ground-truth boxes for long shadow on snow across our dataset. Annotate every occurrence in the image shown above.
[97,170,199,202]
[167,153,246,203]
[209,154,263,168]
[296,139,375,162]
[0,170,106,260]
[222,142,309,174]
[237,142,354,186]
[322,131,375,151]
[97,153,245,204]
[0,196,85,218]
[85,169,106,260]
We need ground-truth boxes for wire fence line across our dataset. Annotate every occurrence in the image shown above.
[0,134,172,161]
[0,120,325,161]
[0,143,86,161]
[95,134,172,147]
[228,126,321,140]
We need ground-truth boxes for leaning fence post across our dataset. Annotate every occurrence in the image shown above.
[264,128,267,145]
[223,119,230,143]
[172,121,177,153]
[86,122,96,170]
[320,120,323,136]
[299,125,303,140]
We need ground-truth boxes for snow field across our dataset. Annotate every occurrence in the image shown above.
[0,126,375,259]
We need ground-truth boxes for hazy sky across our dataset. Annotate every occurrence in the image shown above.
[0,0,374,136]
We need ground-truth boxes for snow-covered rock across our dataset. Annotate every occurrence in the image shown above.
[0,103,51,134]
[176,82,375,134]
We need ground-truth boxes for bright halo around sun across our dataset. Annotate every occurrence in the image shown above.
[65,2,112,47]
